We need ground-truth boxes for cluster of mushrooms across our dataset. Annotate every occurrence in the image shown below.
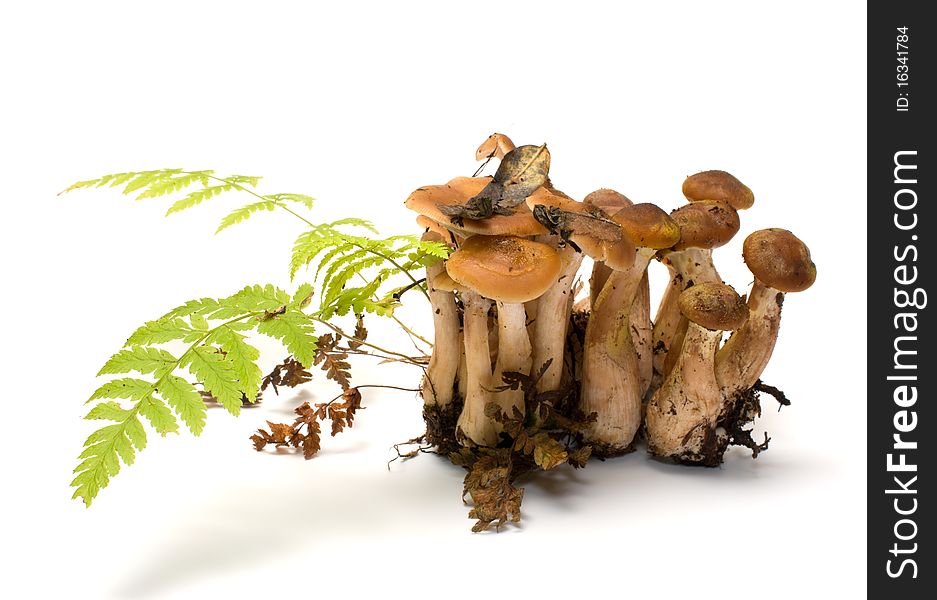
[405,134,816,464]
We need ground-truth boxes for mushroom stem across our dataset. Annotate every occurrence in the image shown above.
[632,271,653,395]
[589,261,612,308]
[645,321,725,460]
[421,259,462,407]
[490,301,532,422]
[715,280,783,397]
[580,249,654,452]
[531,243,584,392]
[591,261,652,396]
[650,248,720,392]
[456,291,497,446]
[457,340,468,400]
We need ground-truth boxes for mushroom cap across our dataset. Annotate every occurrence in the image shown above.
[421,230,444,244]
[743,228,817,292]
[678,283,749,331]
[583,188,633,216]
[682,170,754,210]
[416,215,462,245]
[446,235,562,303]
[476,133,516,161]
[431,270,463,294]
[613,203,680,249]
[670,200,740,251]
[404,176,548,237]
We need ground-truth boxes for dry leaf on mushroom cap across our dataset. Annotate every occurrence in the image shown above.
[438,144,551,223]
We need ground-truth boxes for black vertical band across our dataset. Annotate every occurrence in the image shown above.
[868,3,932,596]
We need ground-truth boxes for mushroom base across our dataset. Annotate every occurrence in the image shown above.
[422,395,465,456]
[653,381,785,466]
[589,439,637,459]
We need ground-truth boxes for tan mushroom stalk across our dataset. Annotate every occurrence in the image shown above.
[650,200,740,393]
[419,231,461,408]
[446,235,560,445]
[580,204,680,454]
[523,187,592,392]
[582,188,654,395]
[645,283,749,463]
[715,229,816,397]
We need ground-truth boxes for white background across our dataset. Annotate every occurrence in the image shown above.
[0,1,866,598]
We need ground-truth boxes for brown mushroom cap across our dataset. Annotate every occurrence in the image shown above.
[583,188,633,216]
[446,235,562,303]
[670,200,741,251]
[431,270,463,293]
[476,133,516,161]
[678,283,749,331]
[404,176,548,237]
[416,215,463,245]
[742,228,817,292]
[683,170,754,210]
[613,203,680,249]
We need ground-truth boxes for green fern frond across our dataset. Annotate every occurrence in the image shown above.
[157,375,208,435]
[97,347,177,377]
[73,283,319,507]
[67,169,444,508]
[184,346,244,414]
[216,200,277,233]
[268,193,315,210]
[165,184,235,215]
[290,222,450,319]
[256,311,318,367]
[72,407,148,506]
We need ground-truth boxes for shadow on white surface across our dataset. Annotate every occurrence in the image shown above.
[111,438,838,599]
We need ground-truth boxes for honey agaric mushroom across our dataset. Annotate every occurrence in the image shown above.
[522,187,593,392]
[417,215,463,246]
[715,229,816,397]
[476,133,516,161]
[582,188,654,395]
[420,231,461,409]
[446,235,561,445]
[582,188,633,306]
[683,170,755,210]
[645,283,749,463]
[580,204,680,454]
[650,200,740,393]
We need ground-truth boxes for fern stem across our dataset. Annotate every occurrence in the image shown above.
[198,172,434,306]
[196,172,318,228]
[359,247,432,303]
[345,348,428,366]
[349,271,432,349]
[392,316,432,348]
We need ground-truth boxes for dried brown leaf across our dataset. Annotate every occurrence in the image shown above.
[314,333,352,391]
[348,315,368,351]
[261,356,312,394]
[463,449,523,532]
[439,144,550,223]
[532,433,568,470]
